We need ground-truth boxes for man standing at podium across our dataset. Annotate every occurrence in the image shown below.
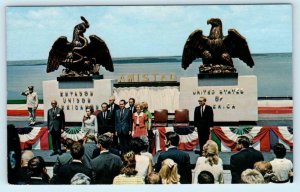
[194,97,214,155]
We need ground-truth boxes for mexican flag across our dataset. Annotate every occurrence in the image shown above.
[211,126,271,152]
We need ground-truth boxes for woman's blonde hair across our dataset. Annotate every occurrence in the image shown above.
[134,102,143,110]
[159,159,180,184]
[203,140,219,166]
[141,101,148,110]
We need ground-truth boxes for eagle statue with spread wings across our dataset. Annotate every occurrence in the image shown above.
[47,16,114,77]
[182,18,254,74]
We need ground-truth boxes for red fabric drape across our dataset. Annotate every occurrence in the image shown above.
[19,127,48,149]
[270,126,293,149]
[212,127,271,152]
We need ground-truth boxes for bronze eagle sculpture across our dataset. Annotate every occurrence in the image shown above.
[182,18,254,73]
[47,16,114,77]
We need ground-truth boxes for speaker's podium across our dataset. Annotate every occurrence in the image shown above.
[179,73,258,123]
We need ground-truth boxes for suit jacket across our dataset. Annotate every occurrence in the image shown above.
[230,147,264,183]
[194,105,214,129]
[128,106,137,116]
[91,151,123,184]
[115,108,132,134]
[156,147,192,184]
[56,160,92,184]
[92,148,121,159]
[108,103,120,126]
[53,152,73,175]
[96,110,114,135]
[47,107,65,132]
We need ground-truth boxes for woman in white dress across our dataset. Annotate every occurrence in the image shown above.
[193,140,224,184]
[81,106,98,138]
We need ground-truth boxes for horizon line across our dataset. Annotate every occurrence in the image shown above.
[7,52,292,62]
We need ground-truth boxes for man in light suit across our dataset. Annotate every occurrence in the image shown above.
[91,134,123,184]
[47,100,65,156]
[115,99,132,154]
[194,96,214,155]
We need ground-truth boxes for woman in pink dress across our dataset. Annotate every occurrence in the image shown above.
[132,103,148,138]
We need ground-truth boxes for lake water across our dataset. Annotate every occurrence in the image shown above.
[7,53,292,100]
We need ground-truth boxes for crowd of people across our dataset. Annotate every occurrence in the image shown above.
[10,91,293,185]
[9,128,293,185]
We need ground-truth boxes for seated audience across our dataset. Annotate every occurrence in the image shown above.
[27,156,50,184]
[113,151,144,184]
[71,173,91,185]
[197,171,215,184]
[270,143,293,182]
[145,172,162,184]
[193,140,224,184]
[140,135,154,165]
[230,135,264,183]
[156,132,191,184]
[83,134,97,169]
[52,138,74,182]
[92,132,121,158]
[240,169,265,184]
[91,134,123,184]
[130,138,153,180]
[7,124,21,184]
[159,158,180,184]
[254,161,277,183]
[56,142,92,184]
[18,150,35,184]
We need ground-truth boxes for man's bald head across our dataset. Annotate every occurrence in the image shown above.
[21,150,34,167]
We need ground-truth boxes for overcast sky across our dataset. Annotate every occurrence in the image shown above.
[6,4,292,61]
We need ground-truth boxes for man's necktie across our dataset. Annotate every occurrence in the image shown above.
[200,106,203,117]
[121,110,124,119]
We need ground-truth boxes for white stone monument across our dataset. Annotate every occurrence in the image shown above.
[179,76,258,122]
[43,79,115,122]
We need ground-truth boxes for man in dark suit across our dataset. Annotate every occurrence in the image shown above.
[194,96,214,154]
[128,97,137,115]
[27,156,49,184]
[91,134,123,184]
[47,100,65,156]
[108,95,120,121]
[52,138,73,182]
[97,102,114,135]
[115,99,132,154]
[108,96,120,147]
[155,132,192,184]
[230,135,264,183]
[56,142,92,184]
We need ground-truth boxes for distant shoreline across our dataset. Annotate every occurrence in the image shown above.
[7,52,292,66]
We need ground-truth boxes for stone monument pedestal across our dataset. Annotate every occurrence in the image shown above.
[179,75,258,122]
[43,79,115,122]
